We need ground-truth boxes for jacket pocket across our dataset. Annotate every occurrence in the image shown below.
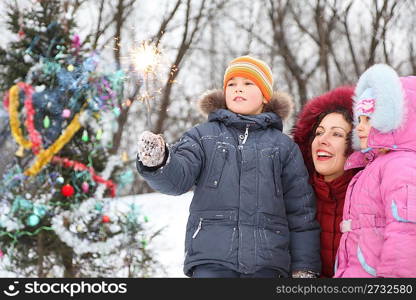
[187,210,238,261]
[391,185,416,223]
[258,213,289,261]
[205,144,228,188]
[356,214,384,277]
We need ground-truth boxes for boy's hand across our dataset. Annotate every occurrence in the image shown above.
[292,270,319,278]
[137,131,166,167]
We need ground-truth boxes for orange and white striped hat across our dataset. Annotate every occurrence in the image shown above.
[223,56,274,101]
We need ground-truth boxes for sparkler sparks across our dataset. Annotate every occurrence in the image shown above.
[127,40,165,130]
[130,41,162,74]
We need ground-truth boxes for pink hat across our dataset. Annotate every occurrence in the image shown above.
[355,88,375,118]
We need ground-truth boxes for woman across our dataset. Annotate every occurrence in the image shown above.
[292,86,358,277]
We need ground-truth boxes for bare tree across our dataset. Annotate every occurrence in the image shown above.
[154,0,216,134]
[266,0,314,107]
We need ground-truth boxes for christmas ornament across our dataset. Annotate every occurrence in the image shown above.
[81,129,89,142]
[56,176,64,184]
[102,215,110,223]
[18,28,25,38]
[62,109,71,118]
[81,181,89,193]
[34,206,47,217]
[121,152,128,162]
[43,116,50,128]
[76,224,85,233]
[96,128,103,140]
[61,184,75,197]
[27,214,40,227]
[112,107,120,117]
[95,202,103,211]
[15,146,25,157]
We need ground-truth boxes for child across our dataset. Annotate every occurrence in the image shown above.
[136,56,321,278]
[334,64,416,277]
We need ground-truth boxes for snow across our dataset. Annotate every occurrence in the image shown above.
[124,191,192,278]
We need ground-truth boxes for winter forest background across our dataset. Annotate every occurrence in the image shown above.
[0,0,415,277]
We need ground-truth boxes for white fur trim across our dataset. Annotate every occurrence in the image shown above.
[354,64,404,133]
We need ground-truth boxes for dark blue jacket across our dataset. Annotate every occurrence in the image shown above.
[137,91,321,277]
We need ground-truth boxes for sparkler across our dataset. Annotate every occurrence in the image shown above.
[129,40,163,130]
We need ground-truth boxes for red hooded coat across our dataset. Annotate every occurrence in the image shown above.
[292,86,357,277]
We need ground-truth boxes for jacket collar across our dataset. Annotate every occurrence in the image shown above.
[208,109,282,130]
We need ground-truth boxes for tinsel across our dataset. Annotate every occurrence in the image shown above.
[51,156,116,197]
[8,85,32,150]
[18,82,42,154]
[51,197,140,255]
[24,112,82,176]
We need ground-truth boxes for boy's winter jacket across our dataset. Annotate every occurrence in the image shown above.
[137,90,321,277]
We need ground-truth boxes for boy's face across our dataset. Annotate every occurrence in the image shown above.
[225,76,266,115]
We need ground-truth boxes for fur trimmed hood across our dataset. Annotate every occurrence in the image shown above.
[198,89,294,121]
[292,86,355,175]
[351,64,416,152]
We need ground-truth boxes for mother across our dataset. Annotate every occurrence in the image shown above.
[292,86,358,277]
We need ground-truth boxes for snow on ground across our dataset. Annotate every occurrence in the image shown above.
[123,191,192,278]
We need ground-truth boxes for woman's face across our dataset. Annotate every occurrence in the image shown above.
[311,112,352,182]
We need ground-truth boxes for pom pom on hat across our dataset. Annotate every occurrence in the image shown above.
[223,56,273,101]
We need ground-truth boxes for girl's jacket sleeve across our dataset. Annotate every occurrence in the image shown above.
[377,157,416,277]
[136,127,205,195]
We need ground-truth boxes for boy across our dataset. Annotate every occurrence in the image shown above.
[136,56,320,278]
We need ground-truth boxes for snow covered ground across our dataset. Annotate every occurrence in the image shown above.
[127,191,192,278]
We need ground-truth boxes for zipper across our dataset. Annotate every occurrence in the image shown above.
[242,125,249,145]
[192,218,203,239]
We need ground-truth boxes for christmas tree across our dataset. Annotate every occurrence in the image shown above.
[0,0,162,277]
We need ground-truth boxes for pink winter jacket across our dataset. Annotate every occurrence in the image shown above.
[334,74,416,278]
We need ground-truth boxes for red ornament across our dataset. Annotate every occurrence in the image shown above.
[102,215,111,223]
[18,28,25,38]
[61,184,75,197]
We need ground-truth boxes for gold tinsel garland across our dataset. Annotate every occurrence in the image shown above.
[8,84,84,176]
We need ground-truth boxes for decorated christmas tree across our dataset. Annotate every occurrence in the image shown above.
[0,0,161,277]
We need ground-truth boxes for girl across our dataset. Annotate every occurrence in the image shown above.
[334,64,416,277]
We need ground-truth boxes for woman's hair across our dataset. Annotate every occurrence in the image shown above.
[310,107,354,157]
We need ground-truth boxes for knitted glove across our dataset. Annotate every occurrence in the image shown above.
[137,131,166,167]
[292,270,319,278]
